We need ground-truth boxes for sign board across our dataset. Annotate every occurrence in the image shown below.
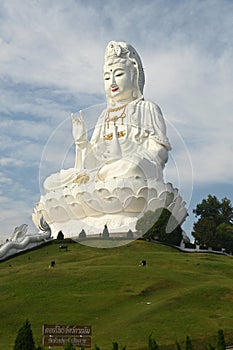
[43,324,92,336]
[43,335,91,347]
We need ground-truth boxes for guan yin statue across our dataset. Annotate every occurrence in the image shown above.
[32,41,187,239]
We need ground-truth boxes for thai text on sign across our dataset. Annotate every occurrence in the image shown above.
[43,324,92,336]
[43,335,91,347]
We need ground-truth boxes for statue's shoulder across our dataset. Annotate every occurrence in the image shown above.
[134,99,163,116]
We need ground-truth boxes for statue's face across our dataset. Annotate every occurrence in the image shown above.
[104,61,136,103]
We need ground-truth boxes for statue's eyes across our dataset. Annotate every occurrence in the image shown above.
[104,76,110,80]
[115,72,124,77]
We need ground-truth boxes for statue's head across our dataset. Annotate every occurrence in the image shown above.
[104,41,145,105]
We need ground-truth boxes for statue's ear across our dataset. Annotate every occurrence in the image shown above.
[132,89,139,99]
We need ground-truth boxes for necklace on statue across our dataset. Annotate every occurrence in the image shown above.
[106,103,128,128]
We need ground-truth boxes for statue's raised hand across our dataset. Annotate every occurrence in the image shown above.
[71,111,87,144]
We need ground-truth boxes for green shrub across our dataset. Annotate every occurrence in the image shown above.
[112,342,126,350]
[185,336,193,350]
[64,341,76,349]
[216,329,226,350]
[148,334,159,350]
[14,319,35,350]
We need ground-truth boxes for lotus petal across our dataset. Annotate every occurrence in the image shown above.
[169,196,183,217]
[168,202,176,211]
[137,187,157,201]
[49,206,69,222]
[158,191,174,206]
[41,210,52,225]
[175,207,188,225]
[32,213,40,229]
[45,198,60,210]
[124,196,146,213]
[102,196,122,213]
[94,188,111,199]
[113,187,133,202]
[147,198,166,211]
[63,194,76,204]
[87,199,103,211]
[69,203,86,219]
[76,191,92,202]
[165,182,174,192]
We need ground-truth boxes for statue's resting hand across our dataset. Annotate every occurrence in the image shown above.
[71,112,87,145]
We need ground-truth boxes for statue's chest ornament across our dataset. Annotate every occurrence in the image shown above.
[104,103,128,141]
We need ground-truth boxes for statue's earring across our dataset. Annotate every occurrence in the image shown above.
[132,89,138,98]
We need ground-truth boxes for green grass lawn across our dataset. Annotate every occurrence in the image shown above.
[0,240,233,349]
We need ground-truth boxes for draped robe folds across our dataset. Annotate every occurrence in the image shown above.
[83,98,171,182]
[44,98,171,191]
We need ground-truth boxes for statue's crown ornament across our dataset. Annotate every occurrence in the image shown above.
[105,41,130,59]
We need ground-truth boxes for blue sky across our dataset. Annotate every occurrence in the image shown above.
[0,0,232,242]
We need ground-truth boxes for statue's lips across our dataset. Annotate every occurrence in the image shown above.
[111,87,119,92]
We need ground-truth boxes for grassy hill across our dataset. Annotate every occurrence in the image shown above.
[1,239,233,350]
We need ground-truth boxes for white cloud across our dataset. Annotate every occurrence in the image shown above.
[0,157,24,167]
[0,172,13,184]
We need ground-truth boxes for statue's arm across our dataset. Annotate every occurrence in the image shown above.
[71,112,90,169]
[71,112,88,145]
[141,101,171,165]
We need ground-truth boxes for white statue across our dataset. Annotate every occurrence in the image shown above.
[0,219,51,261]
[32,41,187,237]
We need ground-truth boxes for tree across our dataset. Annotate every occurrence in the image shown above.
[64,341,76,349]
[216,223,233,252]
[14,319,35,350]
[185,336,193,350]
[192,195,233,248]
[193,195,233,226]
[216,329,226,350]
[136,210,160,235]
[136,208,183,246]
[219,198,233,224]
[112,342,126,350]
[193,195,221,224]
[192,217,217,246]
[148,334,160,350]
